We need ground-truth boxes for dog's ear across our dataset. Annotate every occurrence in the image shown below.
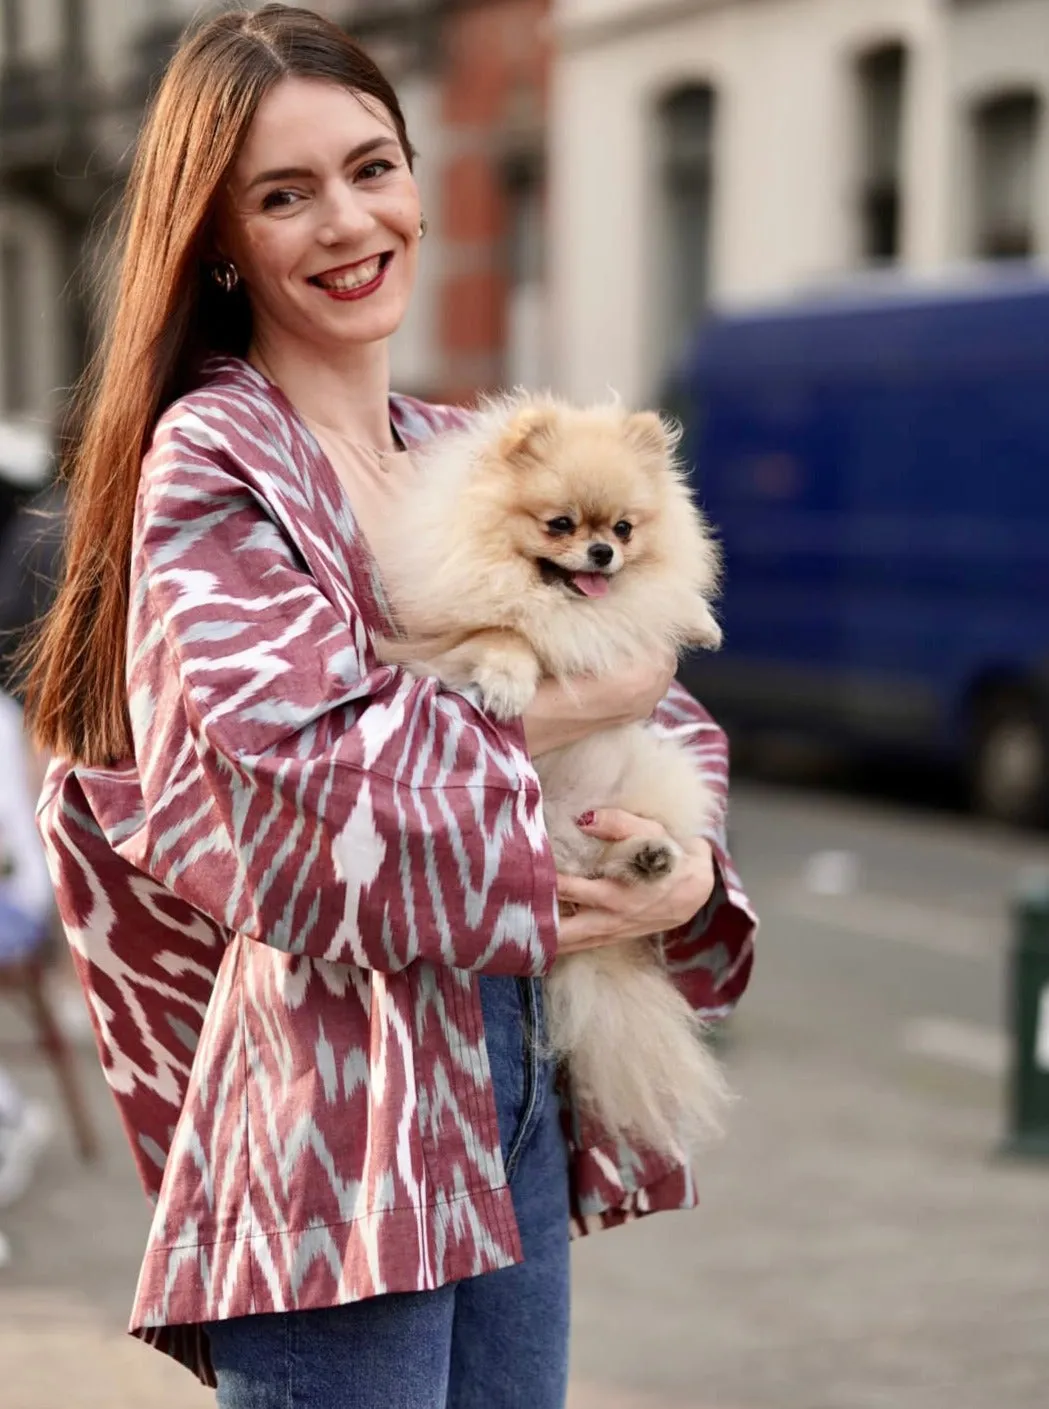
[497,405,558,469]
[623,411,671,470]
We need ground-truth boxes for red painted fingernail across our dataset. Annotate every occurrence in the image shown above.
[576,811,595,827]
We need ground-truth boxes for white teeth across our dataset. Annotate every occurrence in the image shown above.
[316,257,383,292]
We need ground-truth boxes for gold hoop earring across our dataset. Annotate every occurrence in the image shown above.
[418,215,428,240]
[212,261,240,293]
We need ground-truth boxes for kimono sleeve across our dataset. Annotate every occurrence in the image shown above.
[649,681,757,1013]
[127,417,558,976]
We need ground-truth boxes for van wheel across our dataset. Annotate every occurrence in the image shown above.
[968,686,1049,827]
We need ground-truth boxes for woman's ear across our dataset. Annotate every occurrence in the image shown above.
[207,197,237,267]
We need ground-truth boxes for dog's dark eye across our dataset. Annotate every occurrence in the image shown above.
[613,520,633,541]
[546,516,575,535]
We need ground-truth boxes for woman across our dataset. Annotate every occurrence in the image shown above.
[25,7,756,1406]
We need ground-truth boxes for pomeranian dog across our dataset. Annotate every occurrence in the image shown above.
[376,391,731,1158]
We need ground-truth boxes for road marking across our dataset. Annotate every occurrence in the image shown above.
[802,849,862,896]
[778,887,997,960]
[902,1017,1008,1077]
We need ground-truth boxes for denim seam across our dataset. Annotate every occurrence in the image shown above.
[285,1307,295,1409]
[504,978,542,1182]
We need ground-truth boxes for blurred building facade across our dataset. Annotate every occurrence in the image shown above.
[549,0,1049,405]
[8,0,1049,430]
[0,0,550,430]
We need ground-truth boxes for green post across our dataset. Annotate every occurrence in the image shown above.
[1003,872,1049,1159]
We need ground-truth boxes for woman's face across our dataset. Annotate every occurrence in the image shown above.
[222,75,420,356]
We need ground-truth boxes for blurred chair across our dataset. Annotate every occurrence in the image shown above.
[0,467,97,1160]
[0,900,98,1163]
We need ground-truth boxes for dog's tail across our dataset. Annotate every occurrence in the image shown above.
[543,942,733,1159]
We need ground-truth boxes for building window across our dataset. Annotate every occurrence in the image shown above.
[1,236,29,416]
[656,83,718,379]
[503,152,547,389]
[0,1,23,56]
[972,91,1041,259]
[856,43,908,263]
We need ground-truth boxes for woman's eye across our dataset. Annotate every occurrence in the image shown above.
[261,189,302,211]
[358,159,395,181]
[613,520,633,541]
[546,516,575,535]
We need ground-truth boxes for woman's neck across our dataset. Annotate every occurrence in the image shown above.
[248,331,395,451]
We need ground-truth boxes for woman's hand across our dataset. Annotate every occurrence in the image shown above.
[556,809,716,954]
[522,652,677,758]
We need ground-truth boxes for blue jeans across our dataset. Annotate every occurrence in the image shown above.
[206,976,571,1408]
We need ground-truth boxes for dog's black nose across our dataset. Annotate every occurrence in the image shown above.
[588,543,614,568]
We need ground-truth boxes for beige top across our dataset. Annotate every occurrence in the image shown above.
[305,419,418,602]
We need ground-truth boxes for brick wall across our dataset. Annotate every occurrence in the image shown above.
[435,0,549,403]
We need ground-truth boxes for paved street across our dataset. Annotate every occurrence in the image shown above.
[3,781,1049,1409]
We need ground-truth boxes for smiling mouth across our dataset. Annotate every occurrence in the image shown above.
[537,559,612,599]
[309,252,392,293]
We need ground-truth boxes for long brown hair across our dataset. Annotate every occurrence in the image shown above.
[23,5,412,766]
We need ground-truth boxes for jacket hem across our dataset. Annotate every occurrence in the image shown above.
[129,1180,523,1387]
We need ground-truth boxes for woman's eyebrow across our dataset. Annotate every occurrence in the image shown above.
[245,136,398,190]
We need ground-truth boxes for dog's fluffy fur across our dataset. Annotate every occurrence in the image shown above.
[376,391,731,1157]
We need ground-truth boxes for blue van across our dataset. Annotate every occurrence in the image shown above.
[672,273,1049,825]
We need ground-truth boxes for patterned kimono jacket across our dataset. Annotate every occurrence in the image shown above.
[38,358,757,1385]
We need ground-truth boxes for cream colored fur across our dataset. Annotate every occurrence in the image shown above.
[377,391,731,1158]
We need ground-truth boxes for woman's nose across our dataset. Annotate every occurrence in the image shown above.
[317,183,373,244]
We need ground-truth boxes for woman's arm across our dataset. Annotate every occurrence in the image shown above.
[521,654,677,757]
[646,681,757,1012]
[549,683,757,1011]
[124,413,558,976]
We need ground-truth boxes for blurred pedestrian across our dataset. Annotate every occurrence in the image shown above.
[0,478,90,1041]
[21,6,756,1406]
[0,420,51,550]
[0,690,55,1265]
[0,477,67,700]
[0,463,71,1264]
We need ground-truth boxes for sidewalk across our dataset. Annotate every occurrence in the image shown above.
[3,945,1048,1408]
[0,1042,705,1409]
[566,1015,1049,1409]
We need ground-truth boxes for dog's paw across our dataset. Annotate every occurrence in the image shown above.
[631,834,679,879]
[599,835,683,884]
[630,839,679,880]
[474,656,541,720]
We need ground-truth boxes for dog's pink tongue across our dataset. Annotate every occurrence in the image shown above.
[571,572,610,598]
